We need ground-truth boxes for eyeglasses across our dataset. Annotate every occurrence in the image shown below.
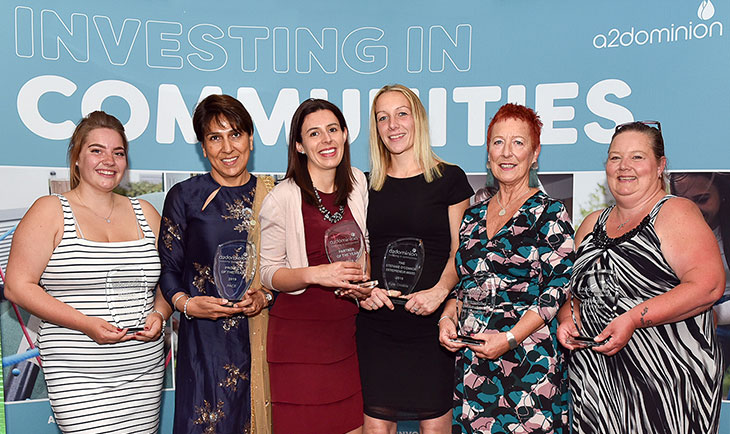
[615,120,661,133]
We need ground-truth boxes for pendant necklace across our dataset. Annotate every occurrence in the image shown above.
[494,189,531,217]
[495,194,508,216]
[313,188,344,223]
[616,216,631,230]
[75,191,114,223]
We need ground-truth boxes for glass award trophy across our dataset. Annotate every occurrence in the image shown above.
[453,272,499,345]
[324,220,376,291]
[569,268,620,346]
[381,238,425,305]
[105,265,150,332]
[213,239,257,306]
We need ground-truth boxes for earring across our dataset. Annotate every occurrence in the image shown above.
[484,159,495,187]
[529,161,539,188]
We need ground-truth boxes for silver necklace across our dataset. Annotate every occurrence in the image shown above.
[616,216,631,230]
[313,188,344,223]
[75,191,114,223]
[495,194,508,216]
[494,190,531,217]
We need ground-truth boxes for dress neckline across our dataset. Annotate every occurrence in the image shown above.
[206,172,256,189]
[484,190,542,241]
[592,195,673,249]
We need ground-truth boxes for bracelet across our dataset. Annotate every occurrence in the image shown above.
[183,297,193,320]
[150,309,166,322]
[172,293,187,311]
[438,315,455,326]
[505,330,518,350]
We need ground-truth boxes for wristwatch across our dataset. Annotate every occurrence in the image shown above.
[505,331,518,350]
[263,291,274,306]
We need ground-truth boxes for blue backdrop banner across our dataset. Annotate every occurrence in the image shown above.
[2,0,728,173]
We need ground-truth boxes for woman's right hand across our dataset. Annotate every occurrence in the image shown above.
[82,317,132,344]
[360,287,401,311]
[184,296,245,320]
[310,261,366,290]
[438,316,465,352]
[556,319,585,351]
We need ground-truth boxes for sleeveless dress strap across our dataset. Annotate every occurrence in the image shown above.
[129,197,154,240]
[53,194,83,240]
[594,205,614,231]
[648,195,674,224]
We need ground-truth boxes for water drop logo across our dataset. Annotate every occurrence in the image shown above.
[698,0,715,20]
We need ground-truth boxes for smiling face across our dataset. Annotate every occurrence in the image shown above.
[296,109,347,178]
[488,118,540,188]
[76,127,127,192]
[606,130,666,201]
[201,115,253,187]
[374,91,416,157]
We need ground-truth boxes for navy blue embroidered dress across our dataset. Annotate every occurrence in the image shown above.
[159,173,257,434]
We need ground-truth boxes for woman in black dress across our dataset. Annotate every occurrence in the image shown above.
[358,84,473,433]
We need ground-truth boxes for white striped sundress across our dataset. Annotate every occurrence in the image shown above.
[37,194,164,434]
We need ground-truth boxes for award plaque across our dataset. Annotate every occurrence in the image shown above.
[325,220,365,265]
[454,272,499,344]
[213,240,257,305]
[105,265,150,331]
[570,269,620,346]
[382,238,425,305]
[325,220,377,291]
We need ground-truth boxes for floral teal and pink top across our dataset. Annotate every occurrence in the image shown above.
[453,190,574,434]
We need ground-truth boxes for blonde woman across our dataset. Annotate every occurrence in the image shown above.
[358,84,473,433]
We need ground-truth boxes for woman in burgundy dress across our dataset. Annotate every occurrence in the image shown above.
[259,98,371,434]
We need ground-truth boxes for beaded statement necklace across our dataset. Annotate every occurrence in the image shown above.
[313,188,344,223]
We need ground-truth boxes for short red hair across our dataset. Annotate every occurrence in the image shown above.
[486,103,542,150]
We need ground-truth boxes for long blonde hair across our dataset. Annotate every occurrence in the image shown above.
[369,84,443,191]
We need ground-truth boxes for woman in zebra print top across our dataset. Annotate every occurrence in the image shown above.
[557,121,725,433]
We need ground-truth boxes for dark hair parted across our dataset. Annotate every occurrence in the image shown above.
[285,99,354,207]
[486,103,542,150]
[68,111,128,189]
[192,94,254,143]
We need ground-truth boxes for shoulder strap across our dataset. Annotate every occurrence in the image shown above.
[129,197,153,239]
[55,194,83,239]
[649,195,674,223]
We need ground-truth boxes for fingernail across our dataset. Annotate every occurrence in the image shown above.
[117,328,123,331]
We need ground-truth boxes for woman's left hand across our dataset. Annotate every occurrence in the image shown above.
[404,286,447,316]
[591,312,636,356]
[133,312,165,341]
[235,288,267,317]
[466,331,511,360]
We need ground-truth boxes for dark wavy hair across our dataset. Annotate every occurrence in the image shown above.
[285,98,354,207]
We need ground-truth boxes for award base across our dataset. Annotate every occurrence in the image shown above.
[569,335,607,347]
[223,299,243,308]
[451,335,483,345]
[388,295,408,306]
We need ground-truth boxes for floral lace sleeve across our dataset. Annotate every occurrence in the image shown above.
[158,183,187,303]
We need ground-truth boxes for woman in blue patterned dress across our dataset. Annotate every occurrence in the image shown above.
[158,95,274,434]
[439,104,574,433]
